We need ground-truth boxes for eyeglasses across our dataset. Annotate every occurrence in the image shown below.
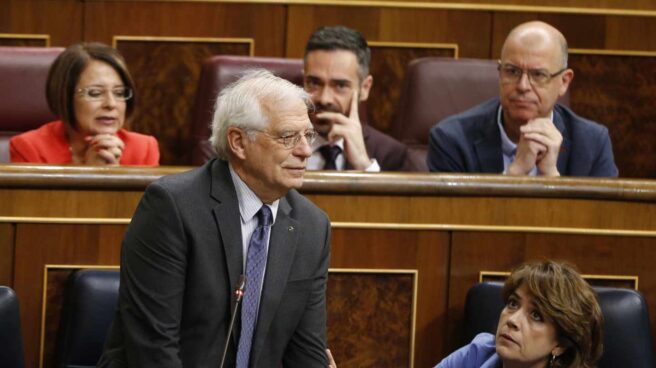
[76,87,133,101]
[498,62,567,87]
[255,129,318,149]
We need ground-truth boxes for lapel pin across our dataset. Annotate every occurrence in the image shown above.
[288,226,294,232]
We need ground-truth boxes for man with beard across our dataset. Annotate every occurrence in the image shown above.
[427,21,618,177]
[303,25,407,171]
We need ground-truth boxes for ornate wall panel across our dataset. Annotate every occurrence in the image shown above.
[0,33,49,47]
[367,42,457,133]
[115,37,253,165]
[568,50,656,178]
[329,227,450,368]
[327,270,416,368]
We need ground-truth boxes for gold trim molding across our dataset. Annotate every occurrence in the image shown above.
[369,41,460,58]
[571,48,656,58]
[3,217,656,237]
[0,33,50,47]
[112,35,255,56]
[479,270,639,290]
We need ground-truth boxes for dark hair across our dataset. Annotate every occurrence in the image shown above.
[503,260,604,368]
[304,25,371,80]
[46,42,136,129]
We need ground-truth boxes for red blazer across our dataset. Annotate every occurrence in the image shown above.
[9,120,160,166]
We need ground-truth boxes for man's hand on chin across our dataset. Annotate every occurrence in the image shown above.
[314,90,372,170]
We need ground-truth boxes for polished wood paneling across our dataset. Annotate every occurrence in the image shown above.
[83,1,286,56]
[0,223,15,287]
[3,167,656,365]
[285,6,491,59]
[447,232,656,353]
[368,44,456,133]
[0,0,81,47]
[116,38,252,165]
[330,228,450,368]
[568,52,656,178]
[13,223,126,368]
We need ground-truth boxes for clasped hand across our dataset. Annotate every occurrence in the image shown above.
[82,134,125,165]
[507,118,562,176]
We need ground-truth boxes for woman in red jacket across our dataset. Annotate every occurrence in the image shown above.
[10,42,159,165]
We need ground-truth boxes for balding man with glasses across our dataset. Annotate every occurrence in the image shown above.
[427,21,618,177]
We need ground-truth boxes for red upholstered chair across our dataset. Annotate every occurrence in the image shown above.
[189,55,304,165]
[0,46,63,163]
[392,57,500,172]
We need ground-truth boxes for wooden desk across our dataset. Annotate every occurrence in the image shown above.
[1,164,655,368]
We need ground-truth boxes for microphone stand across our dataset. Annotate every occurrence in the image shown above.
[219,275,246,368]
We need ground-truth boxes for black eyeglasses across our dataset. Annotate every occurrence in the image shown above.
[498,62,567,86]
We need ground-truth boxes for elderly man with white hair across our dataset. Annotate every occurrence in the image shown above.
[99,69,331,368]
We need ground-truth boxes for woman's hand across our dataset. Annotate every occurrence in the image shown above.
[83,134,125,165]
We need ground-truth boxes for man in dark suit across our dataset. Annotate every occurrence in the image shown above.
[427,21,618,177]
[98,70,331,367]
[303,25,407,171]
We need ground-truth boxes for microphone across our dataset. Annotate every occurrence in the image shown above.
[219,275,246,368]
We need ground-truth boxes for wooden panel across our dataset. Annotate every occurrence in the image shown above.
[447,231,656,354]
[330,228,450,368]
[83,1,286,56]
[568,52,656,178]
[367,43,456,133]
[0,0,81,47]
[0,33,49,47]
[12,223,126,368]
[115,38,252,165]
[285,6,492,59]
[328,271,415,368]
[0,223,15,287]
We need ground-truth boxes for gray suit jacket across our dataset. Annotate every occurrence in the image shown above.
[99,159,331,367]
[427,99,618,177]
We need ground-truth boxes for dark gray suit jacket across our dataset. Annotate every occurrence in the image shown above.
[98,159,331,367]
[361,124,408,171]
[427,99,618,177]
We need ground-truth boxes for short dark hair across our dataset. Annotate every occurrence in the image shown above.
[46,42,136,129]
[503,260,604,368]
[304,25,371,80]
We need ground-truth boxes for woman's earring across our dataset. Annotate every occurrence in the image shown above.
[549,353,556,367]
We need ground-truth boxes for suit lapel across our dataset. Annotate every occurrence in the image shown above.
[209,160,243,311]
[250,195,299,365]
[553,108,571,174]
[474,113,504,173]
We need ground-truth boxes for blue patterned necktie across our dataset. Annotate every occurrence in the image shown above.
[236,205,272,368]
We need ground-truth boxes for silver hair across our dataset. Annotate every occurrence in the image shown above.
[209,69,312,160]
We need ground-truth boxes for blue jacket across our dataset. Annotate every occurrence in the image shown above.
[435,333,500,368]
[427,99,618,177]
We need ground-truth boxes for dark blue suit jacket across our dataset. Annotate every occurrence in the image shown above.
[427,99,618,177]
